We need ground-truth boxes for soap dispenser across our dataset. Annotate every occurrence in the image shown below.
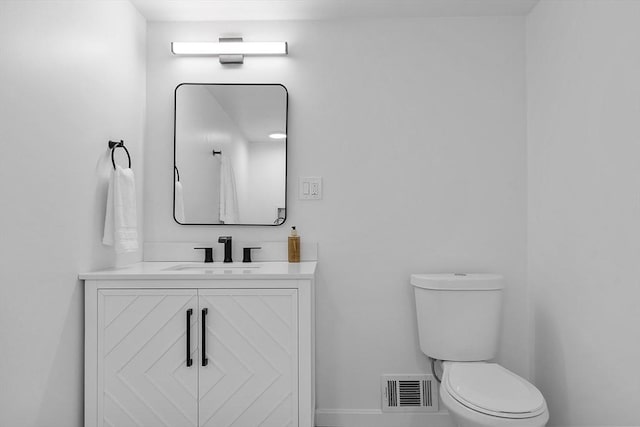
[288,226,300,263]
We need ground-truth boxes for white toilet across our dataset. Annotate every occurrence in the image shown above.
[411,273,549,427]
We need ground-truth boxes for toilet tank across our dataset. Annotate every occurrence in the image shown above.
[411,273,504,361]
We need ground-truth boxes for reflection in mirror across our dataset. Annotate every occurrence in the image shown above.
[174,83,287,225]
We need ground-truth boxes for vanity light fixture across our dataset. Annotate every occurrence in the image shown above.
[268,132,287,140]
[171,37,288,64]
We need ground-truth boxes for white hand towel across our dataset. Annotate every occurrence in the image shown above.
[219,155,239,224]
[103,165,138,253]
[174,180,186,223]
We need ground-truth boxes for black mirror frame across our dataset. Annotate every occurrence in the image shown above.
[172,82,288,226]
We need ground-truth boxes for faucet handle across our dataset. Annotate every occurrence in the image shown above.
[242,247,262,263]
[217,236,232,243]
[194,247,214,263]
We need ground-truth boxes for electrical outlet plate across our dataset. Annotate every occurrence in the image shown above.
[299,176,322,200]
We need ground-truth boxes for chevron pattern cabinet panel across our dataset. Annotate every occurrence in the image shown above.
[99,290,198,427]
[198,289,298,427]
[84,271,316,427]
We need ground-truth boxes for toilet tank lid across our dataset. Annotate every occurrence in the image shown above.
[410,273,503,290]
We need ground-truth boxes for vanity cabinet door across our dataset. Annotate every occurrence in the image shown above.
[98,289,199,427]
[198,289,299,427]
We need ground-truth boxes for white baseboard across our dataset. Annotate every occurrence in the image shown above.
[314,412,640,427]
[315,409,456,427]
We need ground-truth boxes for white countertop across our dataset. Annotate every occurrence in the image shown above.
[79,261,317,281]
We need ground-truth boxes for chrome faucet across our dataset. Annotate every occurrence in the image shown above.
[218,236,233,263]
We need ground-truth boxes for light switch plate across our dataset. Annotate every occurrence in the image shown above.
[299,176,322,200]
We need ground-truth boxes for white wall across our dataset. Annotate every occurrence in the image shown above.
[175,85,249,223]
[245,142,286,224]
[145,18,527,425]
[527,1,640,426]
[0,1,146,426]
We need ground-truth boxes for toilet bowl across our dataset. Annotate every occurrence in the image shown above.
[439,361,548,427]
[410,274,549,427]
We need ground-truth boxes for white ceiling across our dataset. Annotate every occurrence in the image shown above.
[204,84,287,144]
[129,0,539,22]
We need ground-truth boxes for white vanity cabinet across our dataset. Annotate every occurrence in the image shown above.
[82,263,316,427]
[98,289,199,427]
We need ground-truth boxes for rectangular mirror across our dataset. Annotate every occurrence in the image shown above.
[174,83,287,225]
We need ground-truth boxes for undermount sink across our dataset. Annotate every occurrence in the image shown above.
[164,263,261,272]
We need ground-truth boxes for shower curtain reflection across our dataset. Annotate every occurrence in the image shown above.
[219,154,239,224]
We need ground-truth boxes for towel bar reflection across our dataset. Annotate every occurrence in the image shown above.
[109,140,131,170]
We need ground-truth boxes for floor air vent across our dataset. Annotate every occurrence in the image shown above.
[381,375,439,412]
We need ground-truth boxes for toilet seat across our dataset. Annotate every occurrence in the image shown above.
[444,362,546,419]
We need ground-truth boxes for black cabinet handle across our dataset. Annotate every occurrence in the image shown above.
[186,309,193,367]
[202,308,208,366]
